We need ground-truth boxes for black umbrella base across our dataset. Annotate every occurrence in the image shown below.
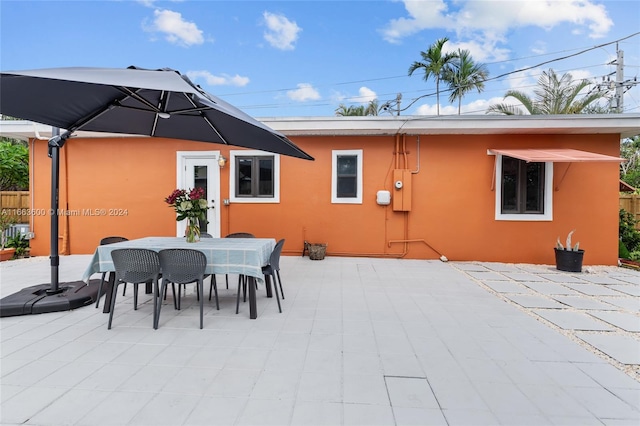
[0,280,100,317]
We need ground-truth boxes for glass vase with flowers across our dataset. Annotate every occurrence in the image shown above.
[165,187,210,243]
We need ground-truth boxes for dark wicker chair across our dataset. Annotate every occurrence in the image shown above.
[108,248,160,330]
[263,238,285,312]
[209,232,255,299]
[236,238,285,314]
[96,236,128,308]
[163,232,212,302]
[158,249,210,329]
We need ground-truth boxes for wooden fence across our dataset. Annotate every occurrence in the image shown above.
[620,194,640,229]
[0,191,30,224]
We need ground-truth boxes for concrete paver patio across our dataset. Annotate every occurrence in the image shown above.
[1,254,638,425]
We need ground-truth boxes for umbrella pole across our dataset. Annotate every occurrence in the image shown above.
[46,128,64,295]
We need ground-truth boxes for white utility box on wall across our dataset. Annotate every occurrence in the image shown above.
[376,190,391,205]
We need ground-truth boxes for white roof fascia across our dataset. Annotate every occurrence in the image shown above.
[261,114,640,138]
[1,114,639,140]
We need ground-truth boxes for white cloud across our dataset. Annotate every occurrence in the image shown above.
[186,70,249,87]
[445,39,509,62]
[530,40,547,55]
[137,0,156,7]
[263,11,301,50]
[350,87,378,103]
[414,96,521,115]
[287,83,320,101]
[145,9,204,47]
[465,96,522,114]
[381,0,613,59]
[381,0,453,44]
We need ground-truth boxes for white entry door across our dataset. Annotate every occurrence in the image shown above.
[176,151,222,237]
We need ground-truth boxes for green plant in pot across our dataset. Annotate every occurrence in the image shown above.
[6,233,30,258]
[555,229,584,272]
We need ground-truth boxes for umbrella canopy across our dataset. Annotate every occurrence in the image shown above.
[0,66,313,310]
[0,66,313,160]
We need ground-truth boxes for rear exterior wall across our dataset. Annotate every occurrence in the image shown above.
[27,132,621,265]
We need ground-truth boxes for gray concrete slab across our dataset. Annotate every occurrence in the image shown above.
[588,311,640,332]
[565,283,628,296]
[601,296,640,312]
[608,284,640,297]
[552,295,619,310]
[537,273,589,283]
[482,280,532,294]
[522,281,580,295]
[576,333,640,365]
[533,309,616,331]
[505,294,567,309]
[466,270,509,281]
[579,275,631,285]
[503,272,551,282]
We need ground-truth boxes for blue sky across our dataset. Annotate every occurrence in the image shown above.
[1,0,639,117]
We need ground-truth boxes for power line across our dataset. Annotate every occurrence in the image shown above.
[397,31,640,112]
[225,31,640,114]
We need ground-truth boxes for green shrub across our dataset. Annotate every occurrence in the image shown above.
[6,233,29,257]
[619,209,640,253]
[619,240,630,259]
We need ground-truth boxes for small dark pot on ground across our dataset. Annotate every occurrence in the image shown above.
[554,248,584,272]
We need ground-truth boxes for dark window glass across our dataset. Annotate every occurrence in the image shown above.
[235,156,274,198]
[501,156,544,214]
[194,165,208,232]
[258,158,274,196]
[337,155,357,198]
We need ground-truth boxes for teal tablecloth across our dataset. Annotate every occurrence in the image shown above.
[82,237,275,284]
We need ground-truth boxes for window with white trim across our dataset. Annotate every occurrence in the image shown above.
[230,150,280,203]
[332,149,363,204]
[495,154,553,221]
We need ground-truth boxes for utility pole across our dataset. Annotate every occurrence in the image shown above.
[396,93,402,116]
[599,43,639,113]
[614,44,624,113]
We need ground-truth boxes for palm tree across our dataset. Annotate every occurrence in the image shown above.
[335,100,380,116]
[408,37,457,115]
[364,99,380,116]
[487,69,606,115]
[445,49,489,115]
[443,49,489,115]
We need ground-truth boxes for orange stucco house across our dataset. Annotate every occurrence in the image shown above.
[2,114,639,265]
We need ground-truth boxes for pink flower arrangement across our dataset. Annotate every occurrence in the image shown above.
[164,187,210,222]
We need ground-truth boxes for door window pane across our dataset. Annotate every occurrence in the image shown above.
[194,165,208,232]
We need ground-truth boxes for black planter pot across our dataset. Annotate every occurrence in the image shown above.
[554,248,584,272]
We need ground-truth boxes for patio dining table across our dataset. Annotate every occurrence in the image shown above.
[82,236,276,319]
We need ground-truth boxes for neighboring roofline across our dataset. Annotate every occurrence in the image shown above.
[620,179,637,192]
[1,114,639,140]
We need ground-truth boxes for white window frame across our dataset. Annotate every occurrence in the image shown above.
[332,149,363,204]
[229,150,280,203]
[495,154,553,221]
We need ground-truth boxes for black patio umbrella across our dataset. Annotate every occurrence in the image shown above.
[0,66,313,316]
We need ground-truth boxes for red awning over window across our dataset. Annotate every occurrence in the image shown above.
[488,148,624,163]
